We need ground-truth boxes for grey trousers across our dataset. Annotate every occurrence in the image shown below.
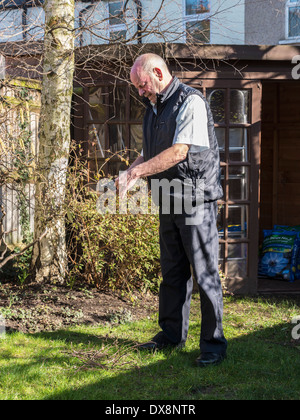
[158,201,227,355]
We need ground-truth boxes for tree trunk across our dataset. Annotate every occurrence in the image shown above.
[31,0,75,283]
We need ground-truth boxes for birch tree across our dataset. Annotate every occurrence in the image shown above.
[31,0,75,283]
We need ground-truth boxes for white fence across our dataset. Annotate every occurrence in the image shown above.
[0,183,35,245]
[0,83,40,246]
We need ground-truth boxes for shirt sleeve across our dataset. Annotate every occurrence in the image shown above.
[173,94,210,151]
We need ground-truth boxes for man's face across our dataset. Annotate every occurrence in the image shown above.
[130,67,161,104]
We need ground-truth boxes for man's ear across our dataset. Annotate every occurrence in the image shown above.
[153,67,163,81]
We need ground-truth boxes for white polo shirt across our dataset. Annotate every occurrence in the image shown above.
[141,94,210,157]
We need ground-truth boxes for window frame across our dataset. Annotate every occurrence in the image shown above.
[78,0,128,46]
[85,82,144,176]
[107,0,127,42]
[182,0,211,44]
[0,1,44,41]
[286,0,300,40]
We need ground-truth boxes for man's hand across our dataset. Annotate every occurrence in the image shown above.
[115,155,144,198]
[116,144,189,198]
[117,169,139,199]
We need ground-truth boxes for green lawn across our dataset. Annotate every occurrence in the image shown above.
[0,294,300,400]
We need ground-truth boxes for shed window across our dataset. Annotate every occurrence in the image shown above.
[86,83,144,176]
[206,86,252,280]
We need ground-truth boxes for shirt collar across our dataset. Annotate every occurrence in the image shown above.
[143,77,180,109]
[156,76,179,105]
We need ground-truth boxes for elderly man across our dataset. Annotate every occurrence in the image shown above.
[119,53,227,367]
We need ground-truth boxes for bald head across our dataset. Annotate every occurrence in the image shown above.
[132,54,170,76]
[130,54,173,103]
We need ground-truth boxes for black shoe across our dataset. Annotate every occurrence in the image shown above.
[137,332,184,351]
[196,352,226,367]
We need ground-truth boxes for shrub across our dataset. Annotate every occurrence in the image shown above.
[66,161,161,293]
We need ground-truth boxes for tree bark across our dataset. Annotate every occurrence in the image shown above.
[31,0,75,283]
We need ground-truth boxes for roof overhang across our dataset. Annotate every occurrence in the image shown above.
[166,43,300,62]
[1,42,300,62]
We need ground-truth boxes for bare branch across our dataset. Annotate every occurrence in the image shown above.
[0,229,47,270]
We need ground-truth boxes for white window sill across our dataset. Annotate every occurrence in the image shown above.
[279,38,300,44]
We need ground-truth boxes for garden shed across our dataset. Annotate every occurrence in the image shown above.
[73,43,300,295]
[1,42,300,294]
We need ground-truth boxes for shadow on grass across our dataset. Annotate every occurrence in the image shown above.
[2,294,300,400]
[26,318,300,401]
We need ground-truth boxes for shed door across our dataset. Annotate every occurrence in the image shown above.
[183,79,262,293]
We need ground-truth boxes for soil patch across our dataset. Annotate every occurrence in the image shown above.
[0,282,158,334]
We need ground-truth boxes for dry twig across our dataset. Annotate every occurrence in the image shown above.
[65,339,139,372]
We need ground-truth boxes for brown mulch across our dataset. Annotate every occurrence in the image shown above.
[0,281,158,334]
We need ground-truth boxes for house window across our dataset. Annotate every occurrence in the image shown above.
[79,1,127,45]
[184,0,210,44]
[0,0,45,42]
[287,0,300,38]
[108,1,127,41]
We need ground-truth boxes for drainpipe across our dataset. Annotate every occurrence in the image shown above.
[22,4,28,41]
[133,0,142,45]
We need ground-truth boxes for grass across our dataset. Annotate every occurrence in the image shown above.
[1,294,300,400]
